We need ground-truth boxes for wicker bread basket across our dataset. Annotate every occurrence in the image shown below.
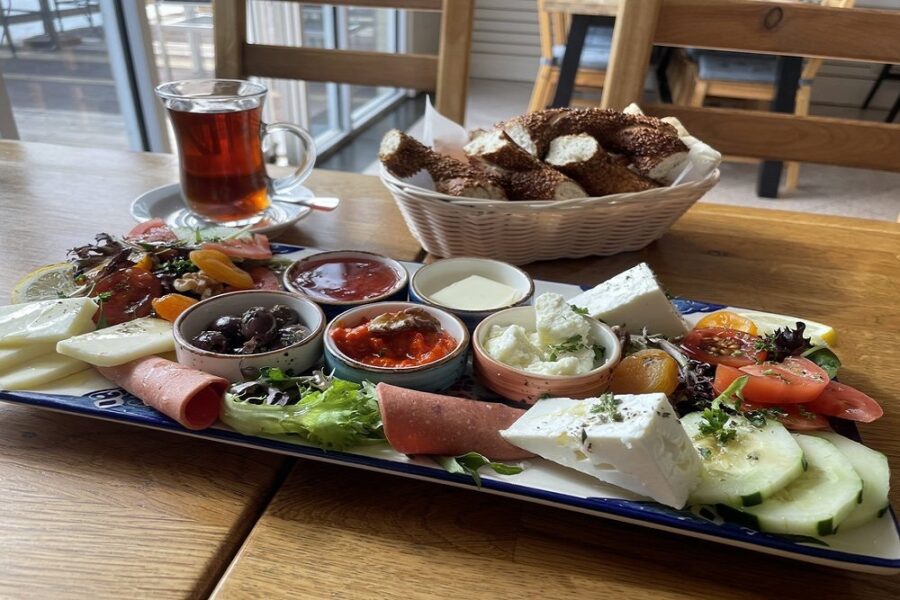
[380,167,720,265]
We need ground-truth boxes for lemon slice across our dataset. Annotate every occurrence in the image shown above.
[11,263,80,304]
[735,309,837,347]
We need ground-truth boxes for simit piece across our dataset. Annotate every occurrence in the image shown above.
[544,133,659,196]
[379,129,507,200]
[464,129,586,200]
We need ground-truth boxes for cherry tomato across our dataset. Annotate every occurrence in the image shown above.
[247,265,281,290]
[805,381,883,423]
[201,234,272,260]
[126,218,177,243]
[682,327,767,367]
[92,267,162,325]
[694,310,758,335]
[740,400,830,431]
[713,359,829,405]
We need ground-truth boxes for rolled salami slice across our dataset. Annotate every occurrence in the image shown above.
[97,357,227,430]
[377,383,534,461]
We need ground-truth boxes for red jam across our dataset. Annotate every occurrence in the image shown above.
[331,321,457,368]
[290,257,399,302]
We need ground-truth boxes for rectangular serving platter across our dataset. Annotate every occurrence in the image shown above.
[1,244,898,574]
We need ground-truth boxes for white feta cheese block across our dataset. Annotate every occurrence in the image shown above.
[430,275,521,311]
[56,317,175,367]
[535,292,591,345]
[500,394,701,508]
[0,343,56,371]
[0,353,91,390]
[0,297,98,347]
[569,263,688,338]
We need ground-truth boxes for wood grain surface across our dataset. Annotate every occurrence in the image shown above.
[213,205,900,598]
[0,140,421,599]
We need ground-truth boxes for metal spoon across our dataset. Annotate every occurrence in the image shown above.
[272,196,341,211]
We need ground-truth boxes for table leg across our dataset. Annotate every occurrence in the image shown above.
[756,56,803,198]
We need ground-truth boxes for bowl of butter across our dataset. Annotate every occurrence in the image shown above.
[472,292,622,404]
[409,257,534,331]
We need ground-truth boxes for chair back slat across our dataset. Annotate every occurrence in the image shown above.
[213,0,472,123]
[601,0,900,171]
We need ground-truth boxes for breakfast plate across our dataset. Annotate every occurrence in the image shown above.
[1,243,897,575]
[130,182,314,237]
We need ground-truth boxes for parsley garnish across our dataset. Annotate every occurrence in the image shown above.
[592,344,606,362]
[698,407,737,444]
[157,258,197,277]
[698,447,712,460]
[570,305,589,316]
[547,334,585,361]
[589,393,624,422]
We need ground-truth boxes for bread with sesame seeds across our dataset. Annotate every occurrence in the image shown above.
[544,134,659,196]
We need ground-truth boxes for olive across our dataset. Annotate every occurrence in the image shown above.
[211,315,243,341]
[271,304,300,328]
[241,307,277,343]
[191,330,228,353]
[279,324,311,347]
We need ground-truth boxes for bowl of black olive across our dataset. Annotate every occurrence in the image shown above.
[173,290,326,382]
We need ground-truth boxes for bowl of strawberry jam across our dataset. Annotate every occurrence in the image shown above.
[323,302,469,392]
[283,250,408,319]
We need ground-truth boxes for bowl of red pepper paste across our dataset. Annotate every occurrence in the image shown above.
[284,250,409,319]
[324,302,469,392]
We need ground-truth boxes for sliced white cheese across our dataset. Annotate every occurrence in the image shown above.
[535,292,591,345]
[0,297,97,347]
[56,317,174,367]
[430,275,521,311]
[0,343,56,372]
[569,263,687,338]
[0,353,90,390]
[501,394,701,508]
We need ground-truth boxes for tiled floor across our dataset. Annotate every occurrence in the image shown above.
[360,79,899,222]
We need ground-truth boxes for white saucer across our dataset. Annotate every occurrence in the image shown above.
[130,183,314,238]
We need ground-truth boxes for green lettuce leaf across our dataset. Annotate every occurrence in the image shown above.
[436,452,524,488]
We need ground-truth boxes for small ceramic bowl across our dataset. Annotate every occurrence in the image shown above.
[472,306,622,404]
[283,250,409,320]
[323,301,469,392]
[409,257,535,331]
[174,290,326,382]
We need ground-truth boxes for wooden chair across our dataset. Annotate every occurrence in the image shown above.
[213,0,474,125]
[529,0,613,112]
[666,0,854,191]
[601,0,900,180]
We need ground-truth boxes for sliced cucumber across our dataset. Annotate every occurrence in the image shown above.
[682,412,804,507]
[720,434,863,536]
[809,431,891,531]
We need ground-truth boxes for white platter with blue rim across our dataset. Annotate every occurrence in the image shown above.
[1,243,897,574]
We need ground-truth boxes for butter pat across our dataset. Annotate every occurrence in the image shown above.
[0,297,97,347]
[569,263,687,338]
[0,353,90,390]
[56,317,174,367]
[430,275,520,311]
[501,394,700,508]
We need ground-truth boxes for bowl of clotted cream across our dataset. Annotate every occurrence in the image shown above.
[472,292,622,404]
[409,257,534,331]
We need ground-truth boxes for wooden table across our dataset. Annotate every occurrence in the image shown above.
[2,141,899,598]
[0,140,421,599]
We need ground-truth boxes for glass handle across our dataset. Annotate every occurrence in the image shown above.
[263,122,317,195]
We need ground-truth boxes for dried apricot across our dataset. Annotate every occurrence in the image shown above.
[694,310,758,335]
[152,293,198,322]
[189,249,254,289]
[609,349,680,396]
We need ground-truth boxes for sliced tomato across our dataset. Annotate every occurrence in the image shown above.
[740,400,830,431]
[714,361,828,405]
[247,265,281,290]
[202,234,272,260]
[805,381,883,423]
[126,218,177,243]
[682,327,766,367]
[694,310,758,335]
[91,267,162,325]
